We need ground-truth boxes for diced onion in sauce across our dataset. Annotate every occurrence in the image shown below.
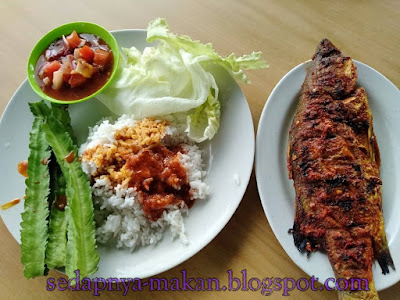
[62,35,68,47]
[74,48,80,60]
[43,77,51,85]
[72,59,94,78]
[78,39,87,48]
[52,70,64,90]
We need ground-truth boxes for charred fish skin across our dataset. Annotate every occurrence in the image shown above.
[287,39,394,299]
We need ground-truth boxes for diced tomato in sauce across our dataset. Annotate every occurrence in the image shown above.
[93,49,111,66]
[62,72,72,83]
[68,74,87,88]
[79,46,94,63]
[66,31,82,49]
[44,61,61,75]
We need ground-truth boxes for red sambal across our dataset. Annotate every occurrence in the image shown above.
[126,146,193,220]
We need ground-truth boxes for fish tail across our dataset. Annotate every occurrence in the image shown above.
[325,230,379,300]
[375,244,395,275]
[338,283,379,300]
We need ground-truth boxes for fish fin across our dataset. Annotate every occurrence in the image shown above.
[292,222,307,252]
[372,205,394,275]
[291,222,319,253]
[377,250,395,275]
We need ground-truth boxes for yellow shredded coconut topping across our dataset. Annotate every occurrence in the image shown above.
[81,118,170,186]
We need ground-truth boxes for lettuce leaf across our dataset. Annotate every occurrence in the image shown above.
[98,18,267,142]
[186,92,220,143]
[20,110,51,278]
[30,101,99,278]
[147,18,268,83]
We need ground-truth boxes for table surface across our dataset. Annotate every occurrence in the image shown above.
[1,0,399,299]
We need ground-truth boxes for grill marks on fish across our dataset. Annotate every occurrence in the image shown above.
[287,39,394,299]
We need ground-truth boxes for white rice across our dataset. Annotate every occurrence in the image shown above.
[79,115,209,250]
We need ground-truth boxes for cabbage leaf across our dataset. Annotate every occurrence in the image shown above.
[98,18,267,142]
[186,92,220,143]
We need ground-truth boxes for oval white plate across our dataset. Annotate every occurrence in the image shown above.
[0,30,255,279]
[256,60,400,291]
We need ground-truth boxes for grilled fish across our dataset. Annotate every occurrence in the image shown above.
[287,39,394,300]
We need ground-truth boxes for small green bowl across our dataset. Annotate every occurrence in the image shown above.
[27,22,120,104]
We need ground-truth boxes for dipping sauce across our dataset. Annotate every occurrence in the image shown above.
[35,31,113,101]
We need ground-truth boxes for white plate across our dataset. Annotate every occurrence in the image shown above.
[256,60,400,291]
[0,30,255,279]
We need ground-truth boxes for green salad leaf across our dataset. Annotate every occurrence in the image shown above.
[20,110,51,278]
[147,18,268,83]
[98,18,267,142]
[186,92,220,143]
[30,101,99,278]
